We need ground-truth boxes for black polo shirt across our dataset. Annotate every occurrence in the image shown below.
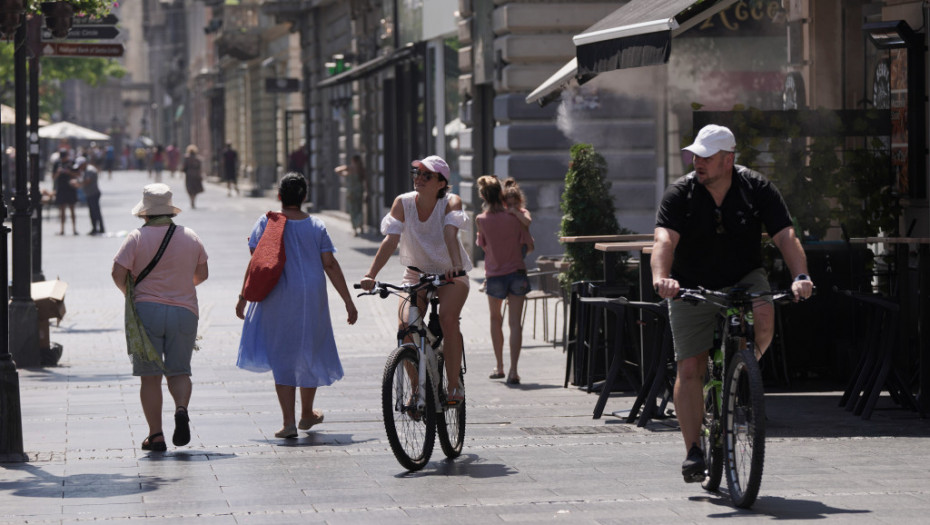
[656,165,793,289]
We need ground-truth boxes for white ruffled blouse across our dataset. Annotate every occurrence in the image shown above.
[381,191,473,276]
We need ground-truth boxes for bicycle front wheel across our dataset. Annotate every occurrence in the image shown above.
[701,383,724,492]
[436,338,466,459]
[723,347,766,508]
[382,345,435,471]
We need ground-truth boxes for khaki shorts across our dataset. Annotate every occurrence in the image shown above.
[668,268,771,362]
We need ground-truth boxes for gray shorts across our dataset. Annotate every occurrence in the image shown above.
[668,268,771,362]
[133,302,198,377]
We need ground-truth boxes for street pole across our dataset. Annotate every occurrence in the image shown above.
[28,15,44,282]
[9,16,40,369]
[0,15,28,462]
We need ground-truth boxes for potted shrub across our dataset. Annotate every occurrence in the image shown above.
[557,142,632,289]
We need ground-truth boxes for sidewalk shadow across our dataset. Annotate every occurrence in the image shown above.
[19,367,126,384]
[142,451,237,461]
[693,492,870,519]
[273,432,376,448]
[0,463,168,499]
[499,382,563,392]
[398,454,516,479]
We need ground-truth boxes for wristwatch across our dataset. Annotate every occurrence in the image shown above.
[793,273,811,282]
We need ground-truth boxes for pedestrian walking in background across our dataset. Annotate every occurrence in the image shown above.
[288,142,309,179]
[104,144,116,179]
[52,148,79,236]
[166,144,181,178]
[74,156,105,235]
[182,144,204,209]
[476,175,533,385]
[111,183,209,452]
[335,154,368,236]
[222,143,240,196]
[151,145,166,182]
[359,155,472,405]
[235,173,358,439]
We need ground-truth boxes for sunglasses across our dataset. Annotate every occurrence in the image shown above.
[714,208,726,235]
[410,168,442,182]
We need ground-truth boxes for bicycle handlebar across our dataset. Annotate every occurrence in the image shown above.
[674,284,815,308]
[353,268,466,298]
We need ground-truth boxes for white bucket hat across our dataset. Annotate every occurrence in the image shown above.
[131,183,182,217]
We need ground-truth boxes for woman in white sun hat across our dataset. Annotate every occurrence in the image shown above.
[111,183,209,452]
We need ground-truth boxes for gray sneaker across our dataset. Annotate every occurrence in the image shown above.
[681,443,706,483]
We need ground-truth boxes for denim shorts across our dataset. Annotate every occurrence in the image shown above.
[485,271,531,299]
[133,302,198,377]
[668,268,771,362]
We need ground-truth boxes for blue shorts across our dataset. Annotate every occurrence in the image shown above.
[133,302,198,377]
[485,271,531,299]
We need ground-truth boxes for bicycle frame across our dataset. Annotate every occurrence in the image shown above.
[396,291,444,414]
[708,302,756,415]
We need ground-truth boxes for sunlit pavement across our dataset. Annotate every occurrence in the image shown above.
[2,169,929,523]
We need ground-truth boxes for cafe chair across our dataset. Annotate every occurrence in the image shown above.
[521,267,563,343]
[837,290,918,419]
[568,281,631,390]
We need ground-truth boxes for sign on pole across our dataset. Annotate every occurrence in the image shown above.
[41,42,124,58]
[42,25,121,40]
[266,78,300,93]
[73,14,119,25]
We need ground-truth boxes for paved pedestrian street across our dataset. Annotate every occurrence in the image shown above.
[2,170,929,524]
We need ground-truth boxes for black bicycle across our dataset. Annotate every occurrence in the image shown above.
[355,269,466,471]
[676,284,804,508]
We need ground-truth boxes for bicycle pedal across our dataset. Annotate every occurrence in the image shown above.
[683,472,706,483]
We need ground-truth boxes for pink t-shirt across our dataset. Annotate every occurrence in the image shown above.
[114,224,208,316]
[476,211,531,277]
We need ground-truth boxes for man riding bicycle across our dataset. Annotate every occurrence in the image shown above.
[651,124,815,483]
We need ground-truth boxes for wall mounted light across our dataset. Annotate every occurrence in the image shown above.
[863,20,918,49]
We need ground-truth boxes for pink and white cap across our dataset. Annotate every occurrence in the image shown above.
[411,155,450,181]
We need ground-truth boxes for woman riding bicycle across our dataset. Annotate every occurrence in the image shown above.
[360,155,472,405]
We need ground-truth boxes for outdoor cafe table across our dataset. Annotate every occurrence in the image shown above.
[593,240,658,393]
[848,237,930,417]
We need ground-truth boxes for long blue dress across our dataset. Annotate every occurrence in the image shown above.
[236,214,344,387]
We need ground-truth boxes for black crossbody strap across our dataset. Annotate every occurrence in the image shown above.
[135,224,177,285]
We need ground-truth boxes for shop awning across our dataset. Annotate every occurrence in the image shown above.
[526,0,737,105]
[525,58,583,107]
[574,0,736,75]
[317,43,422,89]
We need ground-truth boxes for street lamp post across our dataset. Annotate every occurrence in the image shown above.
[0,10,28,462]
[28,15,43,282]
[9,14,39,368]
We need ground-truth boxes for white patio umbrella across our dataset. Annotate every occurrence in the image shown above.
[1,104,50,126]
[38,120,110,141]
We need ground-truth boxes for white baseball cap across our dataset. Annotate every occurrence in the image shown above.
[682,124,736,157]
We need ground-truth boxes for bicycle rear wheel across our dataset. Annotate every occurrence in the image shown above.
[382,345,435,471]
[723,347,766,508]
[436,340,466,459]
[701,383,724,492]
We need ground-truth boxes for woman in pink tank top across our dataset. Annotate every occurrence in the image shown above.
[476,176,534,385]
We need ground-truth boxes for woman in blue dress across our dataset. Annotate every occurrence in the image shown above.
[236,173,358,439]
